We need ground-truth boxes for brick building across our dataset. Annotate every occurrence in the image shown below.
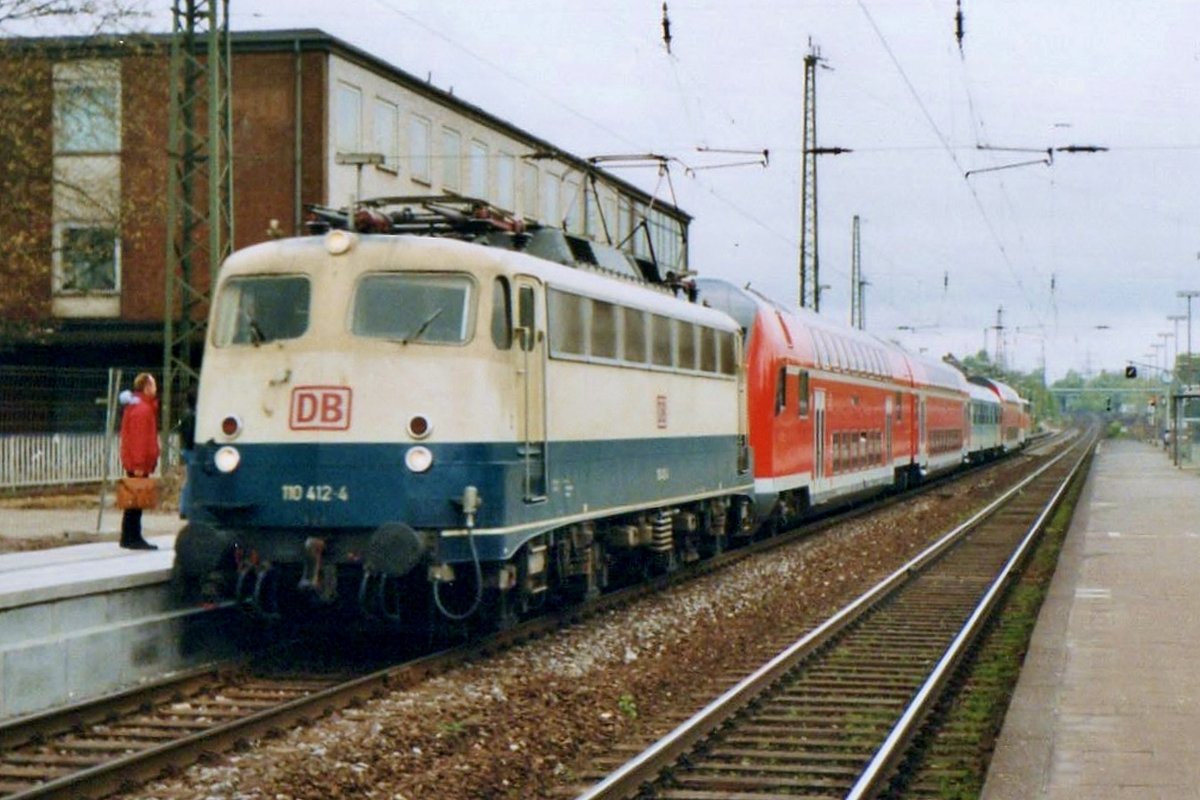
[0,29,690,432]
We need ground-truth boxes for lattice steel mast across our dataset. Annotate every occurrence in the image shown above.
[162,0,233,435]
[799,41,820,310]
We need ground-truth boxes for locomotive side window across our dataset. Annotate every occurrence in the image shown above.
[651,314,672,367]
[717,330,737,375]
[491,277,513,350]
[699,326,717,373]
[352,273,474,344]
[797,371,810,417]
[213,275,310,347]
[676,320,697,371]
[591,300,618,359]
[548,289,586,355]
[624,307,648,363]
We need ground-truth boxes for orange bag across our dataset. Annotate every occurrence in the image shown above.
[116,477,160,510]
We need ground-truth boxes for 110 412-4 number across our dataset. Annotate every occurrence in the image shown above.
[281,484,349,502]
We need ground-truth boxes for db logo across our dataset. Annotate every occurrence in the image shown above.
[290,386,352,430]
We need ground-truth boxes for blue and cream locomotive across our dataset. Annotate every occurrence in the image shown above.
[174,200,754,626]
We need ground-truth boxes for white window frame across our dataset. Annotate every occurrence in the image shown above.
[521,161,539,220]
[372,97,399,172]
[468,138,489,198]
[53,61,120,155]
[53,221,120,295]
[541,170,560,227]
[441,126,461,192]
[334,82,362,155]
[497,151,516,212]
[409,114,431,184]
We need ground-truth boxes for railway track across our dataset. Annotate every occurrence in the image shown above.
[573,431,1092,800]
[0,441,1064,800]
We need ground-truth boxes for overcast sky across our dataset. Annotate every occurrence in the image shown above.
[39,0,1200,380]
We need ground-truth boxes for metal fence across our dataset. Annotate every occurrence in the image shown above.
[0,365,179,490]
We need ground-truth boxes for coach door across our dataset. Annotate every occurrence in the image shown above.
[813,389,826,482]
[514,276,547,501]
[918,395,928,466]
[885,396,894,466]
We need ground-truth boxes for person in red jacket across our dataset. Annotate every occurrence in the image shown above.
[119,372,160,550]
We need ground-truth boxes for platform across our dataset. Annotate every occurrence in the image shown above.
[982,438,1200,799]
[0,509,242,720]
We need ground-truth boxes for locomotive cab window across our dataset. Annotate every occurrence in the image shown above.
[491,277,512,350]
[213,275,311,347]
[352,272,474,344]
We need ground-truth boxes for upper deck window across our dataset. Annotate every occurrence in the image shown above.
[213,275,311,346]
[353,273,474,345]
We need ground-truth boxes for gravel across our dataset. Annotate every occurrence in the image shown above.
[133,456,1035,800]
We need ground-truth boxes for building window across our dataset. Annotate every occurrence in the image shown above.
[541,171,559,226]
[373,99,399,171]
[409,114,431,183]
[497,152,515,211]
[56,224,118,293]
[468,139,489,198]
[521,161,539,219]
[563,175,582,233]
[335,82,361,155]
[441,127,461,192]
[55,82,119,154]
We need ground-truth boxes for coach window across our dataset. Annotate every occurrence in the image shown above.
[491,277,512,350]
[699,326,717,373]
[676,320,697,371]
[895,391,903,421]
[624,307,647,363]
[797,371,810,417]
[214,275,311,347]
[775,365,787,415]
[352,273,473,345]
[717,330,737,375]
[651,314,672,367]
[592,300,618,359]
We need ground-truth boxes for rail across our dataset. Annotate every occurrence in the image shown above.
[575,430,1092,799]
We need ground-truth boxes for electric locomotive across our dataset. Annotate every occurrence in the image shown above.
[174,199,754,627]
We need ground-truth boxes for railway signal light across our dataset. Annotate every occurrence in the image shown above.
[1125,365,1137,378]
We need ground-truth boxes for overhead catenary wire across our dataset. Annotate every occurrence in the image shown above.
[856,0,1043,329]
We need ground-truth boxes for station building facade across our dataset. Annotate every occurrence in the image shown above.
[0,29,690,432]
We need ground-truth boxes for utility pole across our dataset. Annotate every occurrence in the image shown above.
[798,41,820,311]
[992,306,1005,369]
[798,40,849,313]
[849,215,866,329]
[1178,290,1200,384]
[163,0,234,439]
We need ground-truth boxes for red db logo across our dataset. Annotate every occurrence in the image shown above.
[290,386,352,430]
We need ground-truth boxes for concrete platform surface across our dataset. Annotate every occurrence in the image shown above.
[0,507,180,610]
[982,438,1200,799]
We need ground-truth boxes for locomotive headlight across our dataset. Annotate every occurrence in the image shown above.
[325,229,356,255]
[405,446,433,473]
[214,445,241,473]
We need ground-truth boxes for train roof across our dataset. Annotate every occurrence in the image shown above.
[221,229,740,332]
[968,375,1023,404]
[968,382,1001,404]
[694,278,915,385]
